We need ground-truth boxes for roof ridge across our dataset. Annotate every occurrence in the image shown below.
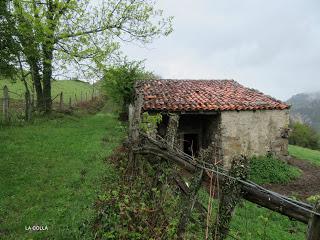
[139,79,290,112]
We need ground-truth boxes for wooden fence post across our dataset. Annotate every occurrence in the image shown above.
[307,201,320,240]
[80,91,83,102]
[3,85,9,123]
[85,92,88,101]
[74,93,77,103]
[165,113,180,147]
[59,92,63,111]
[128,92,143,175]
[69,97,72,109]
[25,91,32,121]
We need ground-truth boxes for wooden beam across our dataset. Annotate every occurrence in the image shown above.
[307,202,320,240]
[135,137,314,224]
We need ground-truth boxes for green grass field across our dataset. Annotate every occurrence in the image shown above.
[0,78,96,102]
[0,112,125,239]
[0,102,316,240]
[289,145,320,166]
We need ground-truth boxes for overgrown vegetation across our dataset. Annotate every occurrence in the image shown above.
[102,61,157,113]
[2,0,172,113]
[249,156,301,184]
[289,144,320,166]
[0,111,125,239]
[94,147,183,239]
[197,189,306,240]
[289,121,320,150]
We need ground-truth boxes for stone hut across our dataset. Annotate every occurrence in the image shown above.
[137,79,290,168]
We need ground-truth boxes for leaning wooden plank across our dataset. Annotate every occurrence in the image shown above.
[135,141,313,224]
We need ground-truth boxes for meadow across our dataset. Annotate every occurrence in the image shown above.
[0,94,317,239]
[289,145,320,166]
[0,112,125,239]
[0,79,95,102]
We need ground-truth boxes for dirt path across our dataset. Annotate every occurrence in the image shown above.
[264,158,320,200]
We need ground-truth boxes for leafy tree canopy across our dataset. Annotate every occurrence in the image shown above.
[4,0,172,112]
[102,60,157,111]
[0,0,19,77]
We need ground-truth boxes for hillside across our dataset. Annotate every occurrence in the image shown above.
[0,112,125,239]
[287,91,320,132]
[0,79,95,102]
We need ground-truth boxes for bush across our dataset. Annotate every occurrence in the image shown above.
[249,156,301,184]
[289,122,320,150]
[102,61,157,113]
[94,146,181,239]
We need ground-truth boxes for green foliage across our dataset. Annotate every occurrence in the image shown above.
[228,201,306,240]
[249,156,301,184]
[6,0,172,111]
[102,61,157,110]
[0,0,19,77]
[307,194,320,205]
[0,112,125,239]
[197,189,306,240]
[95,151,181,239]
[289,145,320,166]
[140,112,162,135]
[289,121,320,150]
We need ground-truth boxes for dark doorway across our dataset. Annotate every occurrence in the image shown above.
[183,133,199,156]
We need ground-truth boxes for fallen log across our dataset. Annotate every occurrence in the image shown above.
[135,139,315,224]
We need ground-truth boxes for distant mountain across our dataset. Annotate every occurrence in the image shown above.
[287,91,320,132]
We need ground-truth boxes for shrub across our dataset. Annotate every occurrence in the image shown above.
[102,61,157,113]
[249,156,301,184]
[289,122,320,150]
[94,146,181,239]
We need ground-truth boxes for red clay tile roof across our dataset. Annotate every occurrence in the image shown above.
[138,79,289,112]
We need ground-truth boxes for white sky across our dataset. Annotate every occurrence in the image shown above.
[121,0,320,101]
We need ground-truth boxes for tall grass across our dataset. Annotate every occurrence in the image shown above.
[0,112,125,239]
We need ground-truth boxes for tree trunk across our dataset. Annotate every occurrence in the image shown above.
[29,59,44,111]
[42,0,55,114]
[42,44,53,113]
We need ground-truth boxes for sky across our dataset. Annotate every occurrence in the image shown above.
[122,0,320,101]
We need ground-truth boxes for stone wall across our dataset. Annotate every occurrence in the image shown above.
[220,109,290,168]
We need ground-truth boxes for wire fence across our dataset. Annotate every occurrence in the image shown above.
[1,85,100,124]
[139,133,320,239]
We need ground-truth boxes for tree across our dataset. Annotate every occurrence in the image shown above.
[6,0,172,113]
[289,121,320,150]
[102,60,157,112]
[0,0,19,77]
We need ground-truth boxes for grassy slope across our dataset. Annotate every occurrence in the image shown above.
[226,155,306,240]
[0,113,125,239]
[289,145,320,166]
[0,79,94,102]
[197,154,307,240]
[249,156,301,185]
